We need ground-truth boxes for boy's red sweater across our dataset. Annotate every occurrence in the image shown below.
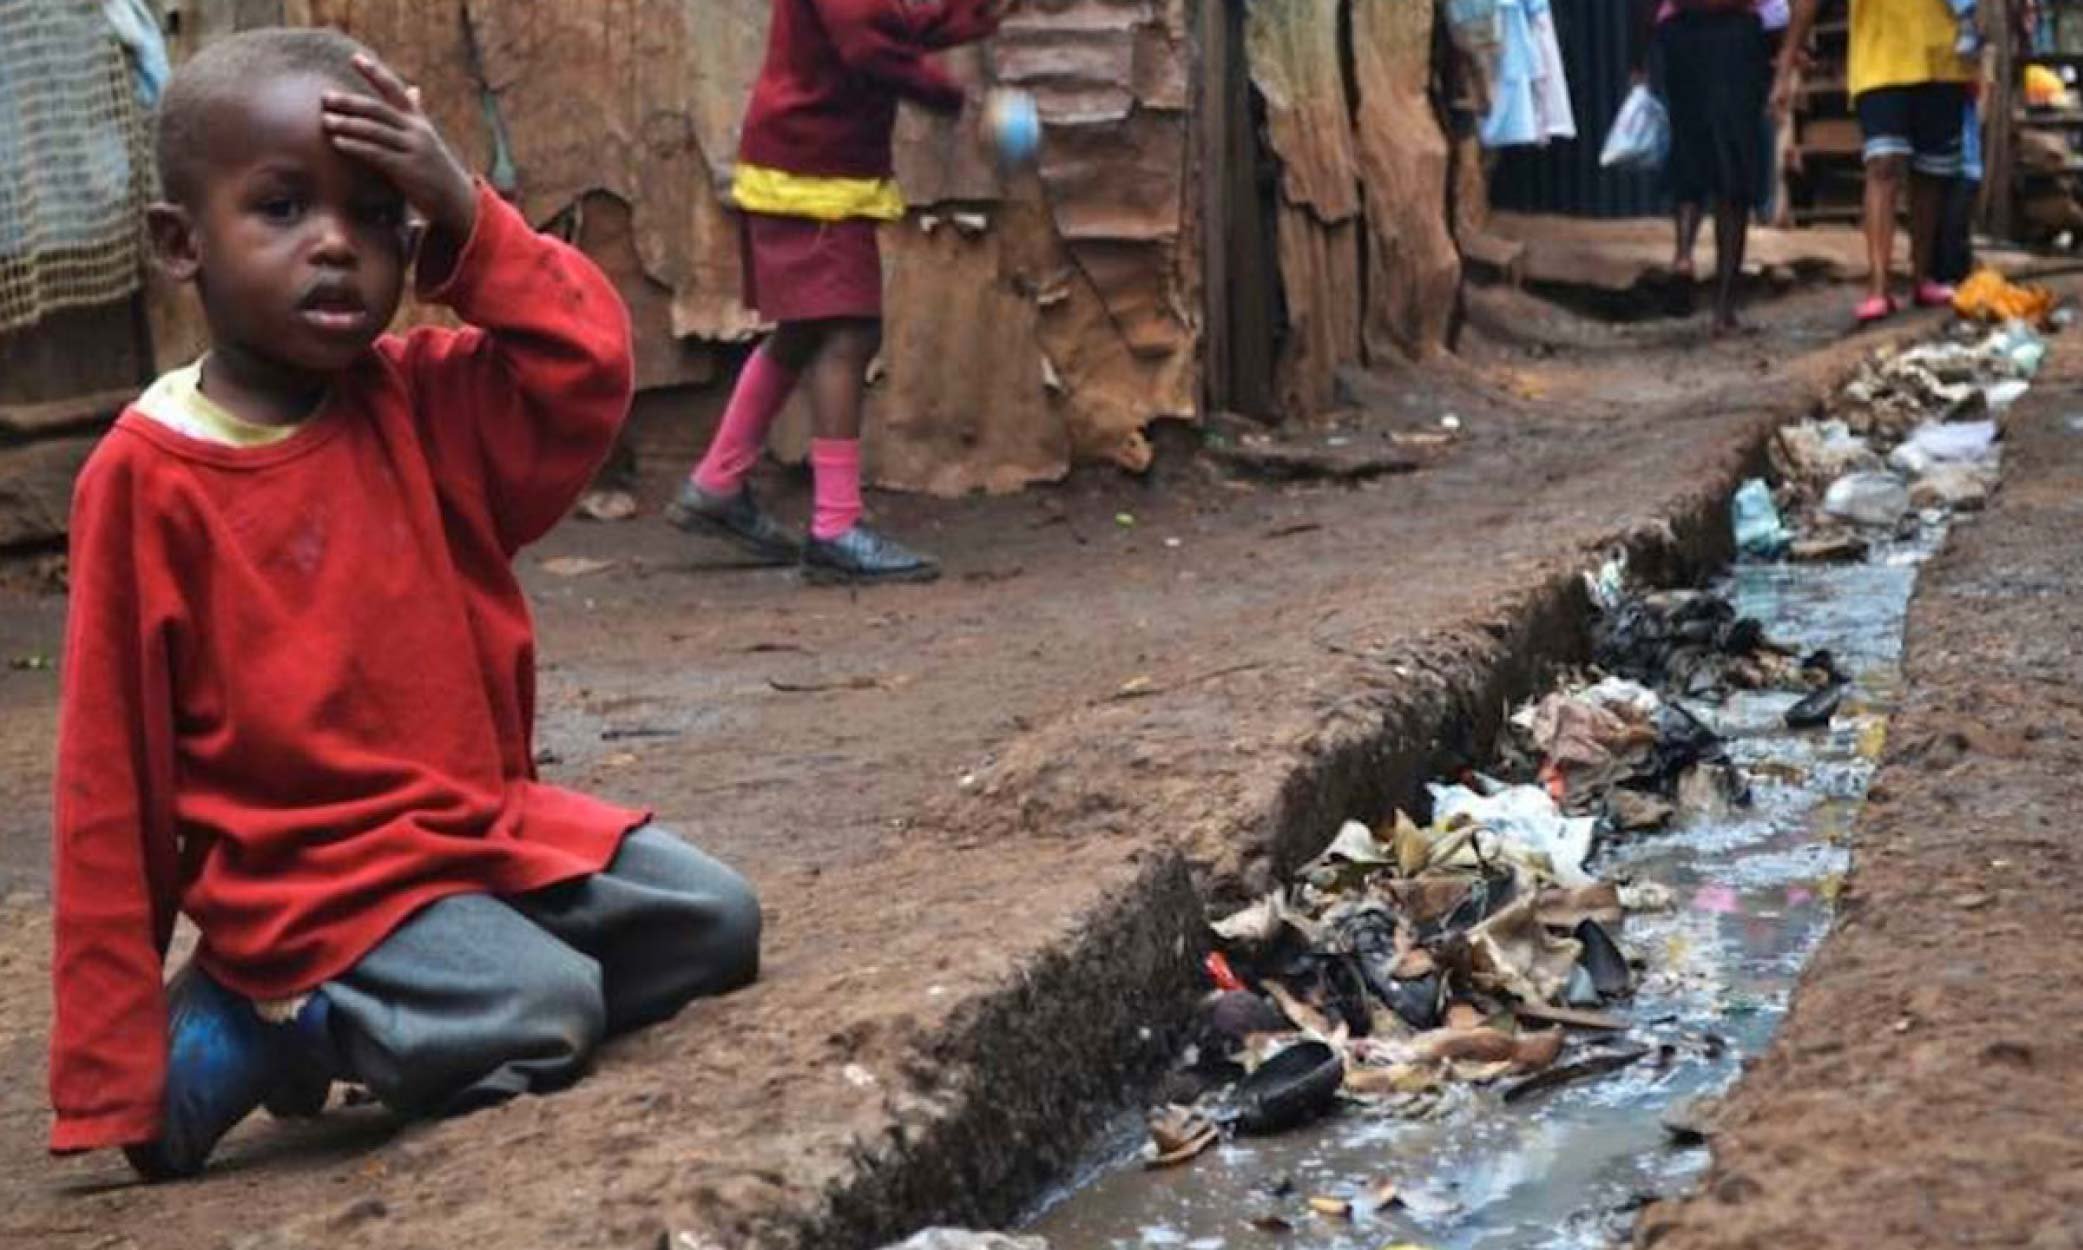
[738,0,1005,179]
[49,185,642,1154]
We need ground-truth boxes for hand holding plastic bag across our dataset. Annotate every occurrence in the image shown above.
[1599,84,1669,171]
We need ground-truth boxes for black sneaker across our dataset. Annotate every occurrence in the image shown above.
[664,481,801,565]
[802,524,941,585]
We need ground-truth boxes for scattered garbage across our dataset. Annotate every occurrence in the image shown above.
[1231,1040,1345,1135]
[1769,421,1879,493]
[1590,581,1833,699]
[1828,321,2043,439]
[1788,533,1870,564]
[1783,684,1845,730]
[1758,315,2030,557]
[1908,464,1995,512]
[1821,471,1912,529]
[1732,478,1791,559]
[539,555,618,578]
[1130,556,1827,1170]
[574,488,638,522]
[1887,420,1999,474]
[879,1233,1049,1250]
[1952,269,2055,327]
[1050,324,1984,1250]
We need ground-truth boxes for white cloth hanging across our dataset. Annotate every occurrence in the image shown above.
[1480,0,1575,148]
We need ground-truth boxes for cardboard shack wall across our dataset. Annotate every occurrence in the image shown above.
[118,0,1460,504]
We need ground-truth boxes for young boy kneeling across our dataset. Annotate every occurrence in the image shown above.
[50,28,760,1180]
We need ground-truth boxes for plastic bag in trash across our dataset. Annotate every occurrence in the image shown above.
[1890,420,1999,468]
[1821,472,1911,528]
[1951,269,2055,325]
[1732,478,1790,559]
[880,1232,1050,1250]
[1429,783,1598,887]
[1600,85,1669,170]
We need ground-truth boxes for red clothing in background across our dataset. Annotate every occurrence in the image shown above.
[49,184,640,1153]
[738,0,1005,179]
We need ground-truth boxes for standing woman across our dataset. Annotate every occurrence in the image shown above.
[1633,0,1770,333]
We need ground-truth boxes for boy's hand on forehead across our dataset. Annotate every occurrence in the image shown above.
[321,54,477,242]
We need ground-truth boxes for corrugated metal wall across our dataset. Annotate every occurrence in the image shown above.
[1488,0,1664,219]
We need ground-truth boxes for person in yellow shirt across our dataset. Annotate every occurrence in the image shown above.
[1773,0,1976,324]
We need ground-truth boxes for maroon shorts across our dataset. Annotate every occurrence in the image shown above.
[739,214,884,323]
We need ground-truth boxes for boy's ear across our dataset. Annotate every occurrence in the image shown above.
[145,202,201,283]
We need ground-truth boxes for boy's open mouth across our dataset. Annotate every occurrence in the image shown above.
[296,281,371,334]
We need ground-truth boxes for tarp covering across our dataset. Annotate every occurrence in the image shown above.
[135,0,1462,494]
[279,0,1197,494]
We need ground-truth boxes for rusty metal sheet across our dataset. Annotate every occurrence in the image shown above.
[994,26,1136,123]
[176,0,1200,496]
[1036,112,1185,243]
[465,2,760,354]
[1132,19,1189,111]
[1273,210,1363,417]
[1351,0,1460,360]
[894,44,1004,206]
[1245,0,1361,224]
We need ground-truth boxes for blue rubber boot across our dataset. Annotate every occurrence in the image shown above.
[125,965,279,1180]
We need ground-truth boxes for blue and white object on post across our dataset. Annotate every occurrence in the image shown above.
[985,88,1041,169]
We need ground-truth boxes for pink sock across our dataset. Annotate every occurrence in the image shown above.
[692,350,797,496]
[810,438,863,540]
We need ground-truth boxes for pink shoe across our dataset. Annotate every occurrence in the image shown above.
[1854,293,1899,326]
[1914,280,1956,309]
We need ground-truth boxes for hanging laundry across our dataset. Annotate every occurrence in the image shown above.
[101,0,170,108]
[1481,0,1576,149]
[1526,0,1576,141]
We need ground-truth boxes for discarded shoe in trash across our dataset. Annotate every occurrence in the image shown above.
[1574,920,1632,998]
[1231,1041,1345,1135]
[1785,685,1845,730]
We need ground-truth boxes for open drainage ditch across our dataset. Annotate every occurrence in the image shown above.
[1001,313,2040,1250]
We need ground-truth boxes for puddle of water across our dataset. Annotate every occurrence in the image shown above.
[1027,546,1930,1250]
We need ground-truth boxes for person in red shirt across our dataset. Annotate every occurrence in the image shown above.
[51,28,760,1179]
[665,0,1014,584]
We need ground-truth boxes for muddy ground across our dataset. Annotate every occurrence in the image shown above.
[1642,316,2083,1250]
[0,284,1993,1250]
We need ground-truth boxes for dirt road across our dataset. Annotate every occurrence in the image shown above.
[0,286,1938,1250]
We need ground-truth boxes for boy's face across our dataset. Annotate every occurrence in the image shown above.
[151,72,410,375]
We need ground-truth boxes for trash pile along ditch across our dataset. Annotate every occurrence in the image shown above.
[1015,276,2062,1250]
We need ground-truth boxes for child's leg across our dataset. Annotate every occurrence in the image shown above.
[690,326,822,497]
[805,318,880,540]
[670,325,826,561]
[320,893,607,1116]
[507,824,761,1034]
[795,316,941,582]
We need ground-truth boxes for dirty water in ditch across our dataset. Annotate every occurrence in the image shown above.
[1027,531,1942,1250]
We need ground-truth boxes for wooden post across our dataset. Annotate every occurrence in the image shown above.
[1985,0,2017,239]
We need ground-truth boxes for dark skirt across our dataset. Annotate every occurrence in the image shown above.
[1658,11,1769,207]
[739,214,884,323]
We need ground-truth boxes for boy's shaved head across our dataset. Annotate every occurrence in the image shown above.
[155,27,373,205]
